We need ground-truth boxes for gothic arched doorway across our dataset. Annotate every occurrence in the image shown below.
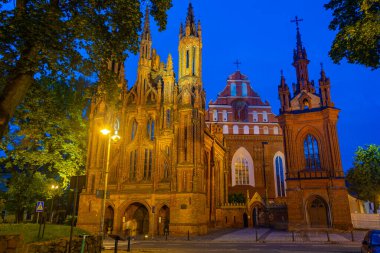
[104,206,114,235]
[251,203,265,227]
[123,203,149,236]
[307,196,329,228]
[158,205,170,236]
[243,213,248,228]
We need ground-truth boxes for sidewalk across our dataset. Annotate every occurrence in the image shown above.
[103,228,367,246]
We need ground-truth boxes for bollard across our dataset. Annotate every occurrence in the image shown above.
[127,236,131,252]
[80,234,88,253]
[114,238,119,253]
[351,230,354,242]
[255,229,258,242]
[187,230,190,241]
[165,232,168,241]
[292,231,295,242]
[326,230,330,242]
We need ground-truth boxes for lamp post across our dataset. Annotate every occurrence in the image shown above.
[100,119,121,238]
[50,184,59,223]
[262,142,268,205]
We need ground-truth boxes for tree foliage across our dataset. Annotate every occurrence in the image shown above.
[0,0,173,137]
[346,144,380,213]
[0,77,89,221]
[325,0,380,69]
[228,192,246,204]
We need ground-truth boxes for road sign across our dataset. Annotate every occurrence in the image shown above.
[36,201,44,212]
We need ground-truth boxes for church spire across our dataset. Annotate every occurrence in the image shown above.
[291,16,312,94]
[278,70,290,112]
[185,3,197,36]
[319,63,334,107]
[139,6,152,61]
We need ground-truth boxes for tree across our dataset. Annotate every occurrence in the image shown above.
[228,192,246,204]
[0,0,173,137]
[346,144,380,213]
[0,77,89,221]
[325,0,380,69]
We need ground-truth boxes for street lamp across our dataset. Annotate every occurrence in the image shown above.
[262,141,268,205]
[50,184,59,223]
[100,118,121,238]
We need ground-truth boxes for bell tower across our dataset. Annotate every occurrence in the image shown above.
[278,17,352,230]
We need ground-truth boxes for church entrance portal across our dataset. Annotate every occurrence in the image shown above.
[123,203,149,236]
[251,203,265,227]
[157,205,170,236]
[307,196,329,228]
[104,206,114,235]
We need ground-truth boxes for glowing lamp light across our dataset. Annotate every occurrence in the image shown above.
[100,128,111,135]
[111,134,121,142]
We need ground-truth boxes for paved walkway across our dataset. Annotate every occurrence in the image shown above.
[103,228,367,248]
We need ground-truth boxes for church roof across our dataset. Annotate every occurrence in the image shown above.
[228,70,249,81]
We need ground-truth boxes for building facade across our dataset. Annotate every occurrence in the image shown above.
[77,4,352,235]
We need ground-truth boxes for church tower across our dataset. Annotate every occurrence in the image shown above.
[277,17,352,230]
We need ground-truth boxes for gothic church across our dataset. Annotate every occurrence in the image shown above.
[77,4,352,236]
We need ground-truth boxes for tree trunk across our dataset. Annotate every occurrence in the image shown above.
[0,72,34,137]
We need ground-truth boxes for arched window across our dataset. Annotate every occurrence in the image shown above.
[243,125,249,134]
[129,150,137,181]
[273,126,279,135]
[233,125,239,134]
[263,126,269,135]
[231,147,254,186]
[147,118,154,141]
[242,83,247,96]
[166,109,171,128]
[254,126,259,134]
[131,119,138,140]
[144,149,153,180]
[223,110,227,121]
[274,154,286,197]
[263,111,268,122]
[223,125,229,134]
[231,83,236,96]
[213,110,218,121]
[304,134,321,170]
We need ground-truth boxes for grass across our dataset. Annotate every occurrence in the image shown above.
[0,223,91,243]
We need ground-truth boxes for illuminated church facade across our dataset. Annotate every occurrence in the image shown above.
[77,4,352,236]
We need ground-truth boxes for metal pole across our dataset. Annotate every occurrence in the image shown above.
[100,136,111,238]
[68,175,79,253]
[50,198,54,223]
[262,142,268,205]
[127,236,131,252]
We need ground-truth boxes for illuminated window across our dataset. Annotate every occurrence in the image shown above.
[223,110,227,121]
[274,155,286,197]
[233,125,239,134]
[147,118,154,140]
[231,83,236,96]
[263,126,269,135]
[242,83,247,96]
[263,111,268,122]
[253,111,258,122]
[129,150,137,181]
[231,147,254,186]
[213,110,218,121]
[273,126,279,135]
[254,126,259,134]
[235,157,249,185]
[243,125,249,134]
[223,125,229,134]
[304,134,321,170]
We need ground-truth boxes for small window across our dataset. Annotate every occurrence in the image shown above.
[243,125,249,134]
[254,126,259,134]
[273,126,279,135]
[213,110,218,121]
[263,126,269,135]
[303,99,310,109]
[231,83,236,96]
[186,50,189,68]
[304,134,321,170]
[166,109,171,128]
[223,125,229,134]
[263,111,268,122]
[233,125,239,134]
[253,111,258,122]
[131,119,138,140]
[147,118,155,141]
[223,110,227,122]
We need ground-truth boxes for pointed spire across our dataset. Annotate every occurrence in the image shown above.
[142,6,151,41]
[280,69,286,87]
[291,16,307,61]
[320,62,326,80]
[167,54,173,71]
[185,2,197,36]
[179,23,184,39]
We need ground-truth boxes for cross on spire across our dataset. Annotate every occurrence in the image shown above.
[291,16,303,30]
[234,59,242,70]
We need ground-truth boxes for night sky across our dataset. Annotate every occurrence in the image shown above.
[125,0,380,172]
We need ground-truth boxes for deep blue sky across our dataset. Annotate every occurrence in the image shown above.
[129,0,380,172]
